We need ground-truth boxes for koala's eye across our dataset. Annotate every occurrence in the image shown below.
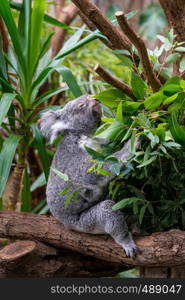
[78,103,86,109]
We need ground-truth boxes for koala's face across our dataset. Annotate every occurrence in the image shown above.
[40,95,102,143]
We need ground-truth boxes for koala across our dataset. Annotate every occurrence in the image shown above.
[40,95,138,257]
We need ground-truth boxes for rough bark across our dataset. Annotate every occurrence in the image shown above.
[94,64,136,100]
[115,11,161,92]
[0,239,122,278]
[0,211,185,269]
[71,0,130,51]
[159,0,185,43]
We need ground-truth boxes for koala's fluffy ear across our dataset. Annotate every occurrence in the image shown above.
[39,110,69,144]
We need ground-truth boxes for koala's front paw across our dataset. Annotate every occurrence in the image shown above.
[122,233,138,257]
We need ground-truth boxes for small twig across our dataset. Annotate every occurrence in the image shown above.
[115,11,161,92]
[94,64,136,101]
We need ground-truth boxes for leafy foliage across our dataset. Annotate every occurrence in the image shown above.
[89,73,185,234]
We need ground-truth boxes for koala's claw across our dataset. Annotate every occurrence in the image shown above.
[122,241,138,258]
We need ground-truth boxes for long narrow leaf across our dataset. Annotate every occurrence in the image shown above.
[0,135,22,197]
[18,0,31,58]
[0,0,26,74]
[30,123,50,180]
[0,93,16,126]
[29,0,46,75]
[21,168,31,212]
[10,1,71,30]
[55,30,104,61]
[169,113,185,147]
[0,35,8,79]
[31,173,46,192]
[31,87,68,109]
[31,198,46,214]
[31,67,53,95]
[59,66,82,98]
[44,15,71,29]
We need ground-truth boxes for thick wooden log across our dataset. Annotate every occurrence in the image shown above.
[0,239,123,278]
[0,211,185,268]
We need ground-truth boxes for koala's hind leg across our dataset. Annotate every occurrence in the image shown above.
[64,200,137,257]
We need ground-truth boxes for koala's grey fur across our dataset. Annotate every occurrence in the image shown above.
[40,95,138,257]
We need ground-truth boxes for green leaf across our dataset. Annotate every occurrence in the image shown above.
[122,101,142,115]
[21,168,31,212]
[39,203,49,215]
[30,123,50,180]
[29,0,46,75]
[31,67,53,93]
[162,84,182,93]
[0,135,22,197]
[95,89,125,108]
[112,197,140,210]
[0,93,16,126]
[38,32,54,59]
[31,173,46,192]
[44,14,71,29]
[137,156,157,168]
[139,204,147,224]
[18,0,31,59]
[131,73,146,99]
[55,28,103,61]
[0,35,8,80]
[32,87,68,108]
[180,56,185,73]
[180,80,185,89]
[31,198,46,214]
[121,120,136,142]
[137,113,151,128]
[95,122,124,140]
[166,53,181,64]
[157,35,172,51]
[85,147,105,162]
[59,184,73,196]
[0,0,26,74]
[116,101,123,121]
[169,113,185,147]
[64,191,75,209]
[51,168,69,182]
[163,93,178,105]
[58,66,82,98]
[144,91,164,110]
[175,46,185,52]
[113,51,133,68]
[97,168,112,176]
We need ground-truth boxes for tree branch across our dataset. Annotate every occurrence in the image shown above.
[115,11,161,92]
[94,64,136,100]
[0,211,185,268]
[71,0,131,52]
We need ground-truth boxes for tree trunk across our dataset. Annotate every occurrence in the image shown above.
[159,0,185,43]
[159,0,185,76]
